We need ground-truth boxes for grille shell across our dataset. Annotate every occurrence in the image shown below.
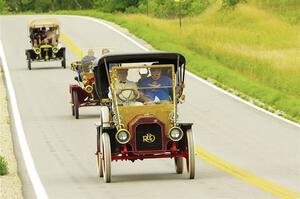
[128,115,166,152]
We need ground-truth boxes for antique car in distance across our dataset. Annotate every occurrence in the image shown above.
[94,52,195,183]
[25,18,66,70]
[69,48,108,119]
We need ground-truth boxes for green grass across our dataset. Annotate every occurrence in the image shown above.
[0,155,8,175]
[249,0,300,24]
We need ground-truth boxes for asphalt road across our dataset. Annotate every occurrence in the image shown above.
[0,15,299,199]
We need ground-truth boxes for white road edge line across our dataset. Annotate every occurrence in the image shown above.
[76,15,300,128]
[0,41,48,199]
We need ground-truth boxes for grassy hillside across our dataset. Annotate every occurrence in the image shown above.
[249,0,300,24]
[54,1,300,122]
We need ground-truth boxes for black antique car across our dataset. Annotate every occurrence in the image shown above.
[94,52,195,183]
[25,18,66,70]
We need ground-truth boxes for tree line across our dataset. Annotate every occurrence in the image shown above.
[1,0,246,16]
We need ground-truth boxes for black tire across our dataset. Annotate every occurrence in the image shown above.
[72,91,79,119]
[26,51,31,70]
[186,129,195,179]
[102,133,111,183]
[61,49,66,69]
[175,157,184,174]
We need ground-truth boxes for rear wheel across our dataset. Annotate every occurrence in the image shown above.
[101,133,111,183]
[186,129,195,179]
[26,51,31,70]
[71,91,75,116]
[174,157,184,174]
[61,49,66,68]
[72,91,79,119]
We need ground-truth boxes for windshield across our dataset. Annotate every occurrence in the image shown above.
[111,65,175,106]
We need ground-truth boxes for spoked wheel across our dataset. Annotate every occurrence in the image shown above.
[96,151,103,177]
[96,123,103,177]
[174,157,184,174]
[101,133,111,183]
[186,129,195,179]
[72,91,79,119]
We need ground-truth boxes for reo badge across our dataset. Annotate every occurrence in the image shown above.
[142,133,156,143]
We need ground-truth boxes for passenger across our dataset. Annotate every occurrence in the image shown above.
[137,68,149,86]
[40,27,47,44]
[32,28,40,47]
[46,27,57,45]
[81,49,96,72]
[138,67,172,103]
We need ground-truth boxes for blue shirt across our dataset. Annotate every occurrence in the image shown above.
[138,76,172,101]
[81,56,96,72]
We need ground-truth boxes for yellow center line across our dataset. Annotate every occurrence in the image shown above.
[196,147,300,199]
[60,31,299,199]
[60,32,83,58]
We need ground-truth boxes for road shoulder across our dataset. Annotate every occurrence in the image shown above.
[0,65,23,199]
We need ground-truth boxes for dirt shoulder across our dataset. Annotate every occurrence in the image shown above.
[0,66,23,199]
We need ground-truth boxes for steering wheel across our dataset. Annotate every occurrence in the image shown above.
[116,88,139,103]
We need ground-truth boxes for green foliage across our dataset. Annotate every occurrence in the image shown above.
[4,0,94,12]
[94,0,139,12]
[0,155,8,175]
[136,0,210,18]
[0,0,8,13]
[222,0,247,9]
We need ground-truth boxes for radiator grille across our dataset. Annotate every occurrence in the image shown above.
[136,124,162,151]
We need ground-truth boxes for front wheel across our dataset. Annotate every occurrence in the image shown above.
[186,129,195,179]
[174,157,183,174]
[101,133,111,183]
[96,152,103,178]
[96,125,103,177]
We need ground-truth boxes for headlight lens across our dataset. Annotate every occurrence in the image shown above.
[169,127,183,141]
[85,85,93,93]
[116,129,131,144]
[34,48,41,54]
[52,46,58,53]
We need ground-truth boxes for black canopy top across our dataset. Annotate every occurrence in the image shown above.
[93,52,186,99]
[96,52,185,70]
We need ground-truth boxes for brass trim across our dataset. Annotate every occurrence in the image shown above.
[169,127,184,141]
[115,129,131,144]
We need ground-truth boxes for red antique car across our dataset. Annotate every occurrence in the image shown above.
[69,48,102,119]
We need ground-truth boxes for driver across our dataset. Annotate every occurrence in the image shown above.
[81,49,96,72]
[138,67,172,103]
[114,69,141,105]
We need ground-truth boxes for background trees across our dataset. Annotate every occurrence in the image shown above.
[1,0,220,16]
